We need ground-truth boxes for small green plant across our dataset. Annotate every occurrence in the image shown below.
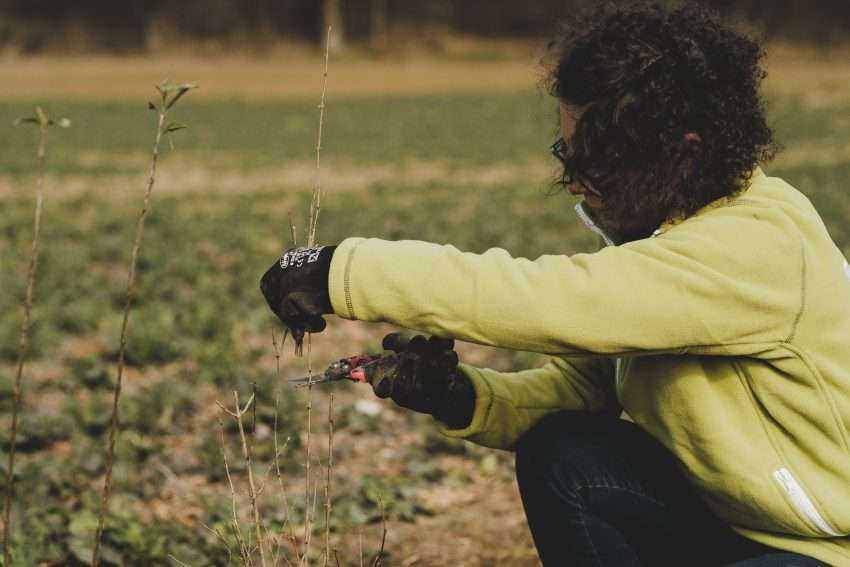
[91,80,196,567]
[2,106,69,567]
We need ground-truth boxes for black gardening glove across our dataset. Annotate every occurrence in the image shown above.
[259,246,336,339]
[365,333,475,429]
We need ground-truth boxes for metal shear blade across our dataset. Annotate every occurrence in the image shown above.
[288,356,380,388]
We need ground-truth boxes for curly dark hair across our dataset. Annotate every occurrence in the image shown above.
[547,2,777,239]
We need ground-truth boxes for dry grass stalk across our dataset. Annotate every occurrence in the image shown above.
[2,106,69,567]
[265,26,333,567]
[271,330,297,567]
[91,81,196,567]
[294,24,331,357]
[370,499,388,567]
[322,394,335,567]
[307,25,333,249]
[304,478,320,567]
[218,415,251,564]
[302,334,316,566]
[219,392,268,567]
[167,554,194,567]
[252,380,259,441]
[289,217,298,250]
[303,27,331,555]
[200,521,236,565]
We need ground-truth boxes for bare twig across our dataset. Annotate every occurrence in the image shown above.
[3,107,68,567]
[256,436,291,499]
[293,25,332,356]
[271,329,297,567]
[252,380,258,441]
[218,415,251,565]
[322,394,335,567]
[168,554,194,567]
[300,331,317,565]
[308,26,332,248]
[91,81,195,567]
[303,32,331,557]
[289,216,298,248]
[370,498,388,567]
[221,392,268,567]
[200,521,235,565]
[303,479,320,567]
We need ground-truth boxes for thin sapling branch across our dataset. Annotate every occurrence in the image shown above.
[91,80,196,567]
[219,392,269,567]
[2,107,69,567]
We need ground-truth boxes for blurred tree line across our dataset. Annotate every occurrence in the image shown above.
[1,0,849,54]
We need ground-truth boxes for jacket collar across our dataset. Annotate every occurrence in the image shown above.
[575,167,765,244]
[655,167,765,234]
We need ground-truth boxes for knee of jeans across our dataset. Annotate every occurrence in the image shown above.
[515,411,599,490]
[516,411,618,488]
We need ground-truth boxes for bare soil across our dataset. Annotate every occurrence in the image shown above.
[2,44,850,103]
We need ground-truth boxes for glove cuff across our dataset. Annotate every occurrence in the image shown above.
[433,370,475,429]
[316,245,336,314]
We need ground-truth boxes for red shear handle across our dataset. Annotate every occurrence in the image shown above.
[349,367,368,383]
[345,355,378,383]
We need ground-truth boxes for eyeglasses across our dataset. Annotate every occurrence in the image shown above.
[550,137,569,166]
[549,136,604,198]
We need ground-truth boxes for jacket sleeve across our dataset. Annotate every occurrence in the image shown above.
[437,356,617,450]
[327,208,800,357]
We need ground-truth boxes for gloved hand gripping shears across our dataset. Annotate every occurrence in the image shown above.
[285,334,476,430]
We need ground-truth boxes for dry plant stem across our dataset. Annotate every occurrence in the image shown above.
[301,26,331,567]
[252,380,258,440]
[2,124,46,567]
[307,26,332,248]
[222,393,269,567]
[91,81,195,565]
[271,331,297,567]
[200,522,236,565]
[91,108,166,567]
[219,415,251,565]
[302,335,316,566]
[322,394,335,567]
[370,499,387,567]
[300,480,321,567]
[167,554,193,567]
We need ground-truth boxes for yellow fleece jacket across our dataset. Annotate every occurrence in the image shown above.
[328,169,850,565]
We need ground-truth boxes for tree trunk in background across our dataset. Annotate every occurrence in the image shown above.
[323,0,344,53]
[370,0,388,50]
[5,0,850,53]
[253,0,277,40]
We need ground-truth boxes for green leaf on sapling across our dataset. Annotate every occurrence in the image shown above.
[13,116,39,126]
[165,122,187,133]
[165,83,197,110]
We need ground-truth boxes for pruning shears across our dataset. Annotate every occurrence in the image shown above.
[288,354,382,388]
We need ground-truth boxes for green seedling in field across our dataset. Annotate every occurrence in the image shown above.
[2,106,69,567]
[91,80,196,567]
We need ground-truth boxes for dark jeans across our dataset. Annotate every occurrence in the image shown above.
[515,411,830,567]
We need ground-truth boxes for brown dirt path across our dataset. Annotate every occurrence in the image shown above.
[2,45,850,103]
[0,55,543,102]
